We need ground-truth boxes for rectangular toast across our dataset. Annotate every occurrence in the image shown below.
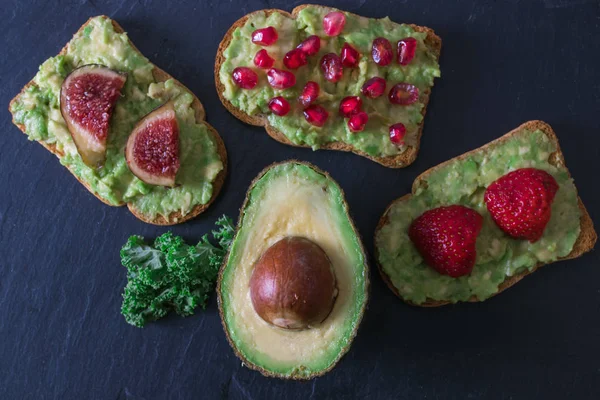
[215,4,441,168]
[9,16,227,225]
[375,120,597,306]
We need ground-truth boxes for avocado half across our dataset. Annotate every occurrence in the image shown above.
[217,161,369,379]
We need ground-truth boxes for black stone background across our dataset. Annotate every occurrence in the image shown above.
[1,0,599,399]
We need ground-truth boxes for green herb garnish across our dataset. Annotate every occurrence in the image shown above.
[120,215,235,327]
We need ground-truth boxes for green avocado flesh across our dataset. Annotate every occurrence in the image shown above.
[219,6,440,158]
[219,162,368,378]
[375,129,581,304]
[10,17,223,218]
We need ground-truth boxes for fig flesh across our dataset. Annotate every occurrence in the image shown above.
[125,102,180,187]
[60,65,126,167]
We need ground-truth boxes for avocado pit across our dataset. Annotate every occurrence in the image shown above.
[250,236,337,330]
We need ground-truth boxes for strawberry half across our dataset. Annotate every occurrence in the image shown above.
[484,168,559,242]
[409,205,483,277]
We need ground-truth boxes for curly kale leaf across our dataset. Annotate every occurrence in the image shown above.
[120,215,236,327]
[212,215,235,249]
[120,235,166,286]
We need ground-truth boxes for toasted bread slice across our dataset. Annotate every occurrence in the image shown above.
[375,120,597,306]
[9,16,227,225]
[215,4,441,168]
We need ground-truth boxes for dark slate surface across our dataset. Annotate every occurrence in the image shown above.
[1,0,599,399]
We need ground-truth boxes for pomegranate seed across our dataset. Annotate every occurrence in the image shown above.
[397,37,417,65]
[389,83,419,105]
[283,48,308,69]
[298,81,320,107]
[297,35,321,56]
[323,11,346,36]
[251,26,278,46]
[372,37,393,66]
[268,96,290,116]
[303,105,329,127]
[253,49,274,69]
[339,96,362,117]
[389,123,406,144]
[232,67,258,89]
[340,43,360,67]
[320,53,343,83]
[348,112,368,132]
[267,68,296,89]
[361,77,386,98]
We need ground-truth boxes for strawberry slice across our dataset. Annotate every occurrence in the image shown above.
[409,205,483,277]
[484,168,559,242]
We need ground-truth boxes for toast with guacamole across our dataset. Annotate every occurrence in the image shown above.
[216,5,441,168]
[375,121,596,306]
[218,161,369,379]
[9,16,227,225]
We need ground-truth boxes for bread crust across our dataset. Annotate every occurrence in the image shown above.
[214,4,442,168]
[374,120,597,306]
[9,16,227,225]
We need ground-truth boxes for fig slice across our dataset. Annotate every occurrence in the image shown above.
[60,64,127,167]
[125,102,180,187]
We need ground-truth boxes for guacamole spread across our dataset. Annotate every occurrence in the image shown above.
[10,16,223,218]
[219,6,440,157]
[375,129,581,304]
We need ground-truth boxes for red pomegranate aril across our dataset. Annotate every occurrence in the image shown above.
[339,96,363,117]
[348,112,368,132]
[340,43,360,67]
[372,37,393,66]
[304,105,329,127]
[267,68,296,89]
[232,67,258,89]
[251,26,278,46]
[253,49,274,69]
[298,81,320,107]
[389,83,419,105]
[320,53,343,82]
[268,97,291,116]
[361,77,386,98]
[389,123,406,144]
[323,11,346,36]
[297,35,321,56]
[397,37,417,65]
[283,48,308,69]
